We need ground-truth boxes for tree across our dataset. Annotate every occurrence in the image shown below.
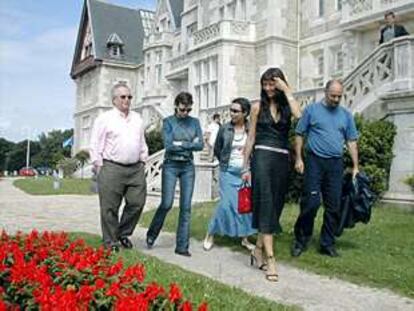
[32,129,73,168]
[75,150,90,179]
[4,140,40,172]
[0,138,15,171]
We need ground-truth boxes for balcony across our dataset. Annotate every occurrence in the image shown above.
[341,0,414,25]
[143,32,174,50]
[165,54,190,79]
[189,20,255,51]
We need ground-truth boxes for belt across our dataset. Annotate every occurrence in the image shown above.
[255,145,289,154]
[103,159,143,167]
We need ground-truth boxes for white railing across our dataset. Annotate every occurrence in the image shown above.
[143,31,174,49]
[145,149,164,192]
[168,54,190,73]
[293,88,325,109]
[190,20,254,50]
[343,35,414,113]
[342,0,414,23]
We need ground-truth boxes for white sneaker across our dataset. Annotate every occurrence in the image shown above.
[241,238,255,251]
[203,234,214,251]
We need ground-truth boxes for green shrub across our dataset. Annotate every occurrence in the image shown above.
[145,129,163,155]
[404,175,414,191]
[57,158,78,178]
[287,115,396,202]
[343,115,396,196]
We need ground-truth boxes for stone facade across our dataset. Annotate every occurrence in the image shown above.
[72,0,414,201]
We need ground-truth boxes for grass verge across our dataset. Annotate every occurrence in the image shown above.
[140,202,414,298]
[70,232,297,311]
[13,177,95,195]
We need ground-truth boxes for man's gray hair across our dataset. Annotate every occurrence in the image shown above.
[111,82,130,100]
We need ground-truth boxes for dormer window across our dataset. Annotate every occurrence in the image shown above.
[106,33,124,58]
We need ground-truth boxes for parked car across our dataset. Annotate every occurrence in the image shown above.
[19,167,37,177]
[36,166,53,176]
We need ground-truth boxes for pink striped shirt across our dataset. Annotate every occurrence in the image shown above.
[89,108,148,167]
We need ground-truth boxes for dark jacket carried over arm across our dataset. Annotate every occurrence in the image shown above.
[336,172,376,237]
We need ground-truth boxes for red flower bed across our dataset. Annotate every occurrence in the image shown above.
[0,230,208,310]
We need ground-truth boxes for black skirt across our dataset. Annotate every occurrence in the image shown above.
[251,148,289,234]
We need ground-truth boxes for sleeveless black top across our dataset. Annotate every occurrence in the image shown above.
[255,102,291,150]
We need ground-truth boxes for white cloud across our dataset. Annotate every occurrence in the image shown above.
[0,26,77,142]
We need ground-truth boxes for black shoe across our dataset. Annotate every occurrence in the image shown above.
[319,246,339,257]
[175,249,191,257]
[291,242,305,257]
[119,237,133,249]
[146,236,155,249]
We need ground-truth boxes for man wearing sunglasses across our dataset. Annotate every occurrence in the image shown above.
[90,83,148,253]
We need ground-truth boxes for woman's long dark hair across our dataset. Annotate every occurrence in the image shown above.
[259,68,291,126]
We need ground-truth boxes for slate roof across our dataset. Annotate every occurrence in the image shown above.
[169,0,183,29]
[71,0,155,76]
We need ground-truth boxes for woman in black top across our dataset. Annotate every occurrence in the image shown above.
[242,68,301,281]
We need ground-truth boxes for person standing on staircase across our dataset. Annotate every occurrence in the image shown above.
[379,11,409,44]
[146,92,204,257]
[89,83,148,253]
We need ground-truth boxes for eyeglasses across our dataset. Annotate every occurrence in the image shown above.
[178,107,192,113]
[230,108,242,113]
[119,95,133,100]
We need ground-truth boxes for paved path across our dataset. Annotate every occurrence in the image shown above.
[1,178,413,311]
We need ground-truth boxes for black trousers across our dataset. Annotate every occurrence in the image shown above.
[294,153,343,248]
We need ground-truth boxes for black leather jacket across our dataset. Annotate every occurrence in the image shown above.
[214,121,248,171]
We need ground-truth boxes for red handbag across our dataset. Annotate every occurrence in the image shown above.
[238,181,252,214]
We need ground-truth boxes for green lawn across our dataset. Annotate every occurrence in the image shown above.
[13,177,95,195]
[71,232,297,311]
[140,202,414,298]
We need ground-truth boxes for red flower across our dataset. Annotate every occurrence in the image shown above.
[144,283,165,301]
[107,261,123,276]
[180,301,193,311]
[95,278,106,289]
[0,299,6,311]
[198,302,208,311]
[122,264,145,283]
[169,283,182,303]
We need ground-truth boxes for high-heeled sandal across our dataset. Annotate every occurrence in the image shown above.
[249,247,267,271]
[265,256,278,282]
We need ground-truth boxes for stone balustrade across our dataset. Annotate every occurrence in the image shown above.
[190,20,254,50]
[167,54,190,73]
[143,32,174,49]
[343,35,414,114]
[342,0,414,23]
[145,149,164,193]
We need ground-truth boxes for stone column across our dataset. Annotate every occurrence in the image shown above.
[343,30,357,75]
[382,92,414,203]
[192,162,220,202]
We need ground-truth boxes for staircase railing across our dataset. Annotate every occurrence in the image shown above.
[343,35,414,113]
[145,149,165,193]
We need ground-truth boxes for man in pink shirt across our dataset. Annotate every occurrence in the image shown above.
[90,83,148,252]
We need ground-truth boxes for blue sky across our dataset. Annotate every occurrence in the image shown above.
[0,0,156,142]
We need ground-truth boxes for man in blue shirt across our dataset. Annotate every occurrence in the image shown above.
[292,80,359,257]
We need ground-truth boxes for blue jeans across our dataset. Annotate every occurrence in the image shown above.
[294,152,343,248]
[147,160,195,252]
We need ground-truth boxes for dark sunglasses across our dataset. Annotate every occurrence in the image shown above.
[178,107,192,113]
[230,108,242,113]
[119,95,133,100]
